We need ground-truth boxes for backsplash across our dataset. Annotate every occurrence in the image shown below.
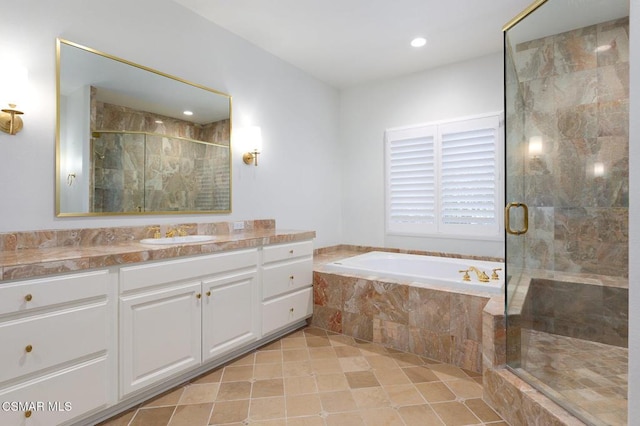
[0,219,275,251]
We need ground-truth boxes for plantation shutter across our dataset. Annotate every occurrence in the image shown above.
[439,116,500,235]
[385,125,437,235]
[385,114,502,239]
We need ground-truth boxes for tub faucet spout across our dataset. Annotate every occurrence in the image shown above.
[468,266,490,283]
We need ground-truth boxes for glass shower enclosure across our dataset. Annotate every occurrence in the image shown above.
[504,1,629,425]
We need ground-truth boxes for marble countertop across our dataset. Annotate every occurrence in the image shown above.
[0,229,316,282]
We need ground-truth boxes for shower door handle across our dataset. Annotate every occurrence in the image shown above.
[505,202,529,235]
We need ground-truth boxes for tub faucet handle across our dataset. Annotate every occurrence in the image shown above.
[491,268,502,280]
[458,270,471,282]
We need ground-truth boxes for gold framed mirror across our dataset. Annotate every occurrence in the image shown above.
[56,39,232,216]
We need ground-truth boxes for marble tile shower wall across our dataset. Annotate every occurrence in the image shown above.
[512,17,629,277]
[92,98,230,212]
[94,98,230,145]
[92,132,145,212]
[312,272,489,373]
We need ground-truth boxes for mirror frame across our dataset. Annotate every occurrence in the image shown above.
[55,38,233,217]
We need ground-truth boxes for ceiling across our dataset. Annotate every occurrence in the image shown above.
[171,0,534,89]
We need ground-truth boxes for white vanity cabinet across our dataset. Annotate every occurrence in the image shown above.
[261,241,314,336]
[119,248,259,397]
[0,234,314,425]
[0,270,114,426]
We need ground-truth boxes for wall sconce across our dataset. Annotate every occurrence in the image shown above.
[0,64,28,135]
[236,126,262,166]
[593,162,605,178]
[528,136,543,158]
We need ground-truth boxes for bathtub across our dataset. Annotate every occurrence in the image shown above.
[323,251,504,295]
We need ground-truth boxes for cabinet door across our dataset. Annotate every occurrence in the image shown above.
[202,270,259,361]
[120,282,201,397]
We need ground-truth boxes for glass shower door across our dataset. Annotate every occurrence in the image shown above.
[504,1,630,425]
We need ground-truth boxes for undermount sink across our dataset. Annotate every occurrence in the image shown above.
[139,235,217,245]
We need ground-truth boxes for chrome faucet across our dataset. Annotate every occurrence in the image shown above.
[468,266,490,283]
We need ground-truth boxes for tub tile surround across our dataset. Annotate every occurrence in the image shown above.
[0,219,316,282]
[312,247,498,374]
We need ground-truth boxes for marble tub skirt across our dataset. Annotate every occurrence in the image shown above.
[312,251,505,372]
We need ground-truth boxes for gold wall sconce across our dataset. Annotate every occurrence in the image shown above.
[0,64,28,136]
[236,126,263,166]
[243,148,261,166]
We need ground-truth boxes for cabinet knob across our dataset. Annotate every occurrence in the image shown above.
[25,294,33,302]
[25,344,33,353]
[206,291,211,297]
[289,307,294,313]
[196,293,202,299]
[289,249,294,254]
[25,410,32,418]
[289,275,294,280]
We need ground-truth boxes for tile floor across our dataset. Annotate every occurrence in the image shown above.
[99,326,508,426]
[520,329,628,426]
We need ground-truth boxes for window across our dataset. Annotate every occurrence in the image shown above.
[385,113,502,239]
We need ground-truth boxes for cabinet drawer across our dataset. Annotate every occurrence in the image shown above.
[0,270,109,316]
[0,302,108,384]
[262,241,313,264]
[0,356,109,426]
[262,287,313,336]
[120,249,258,293]
[262,258,313,300]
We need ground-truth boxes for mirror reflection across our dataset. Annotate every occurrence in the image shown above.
[56,39,232,216]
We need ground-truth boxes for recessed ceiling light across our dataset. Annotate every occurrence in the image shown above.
[595,44,611,53]
[410,37,427,48]
[183,110,193,116]
[155,120,163,124]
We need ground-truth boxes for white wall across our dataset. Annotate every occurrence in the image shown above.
[628,0,639,421]
[339,53,505,258]
[0,0,342,248]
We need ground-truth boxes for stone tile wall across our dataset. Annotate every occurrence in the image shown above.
[510,17,629,277]
[91,97,230,213]
[520,279,627,347]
